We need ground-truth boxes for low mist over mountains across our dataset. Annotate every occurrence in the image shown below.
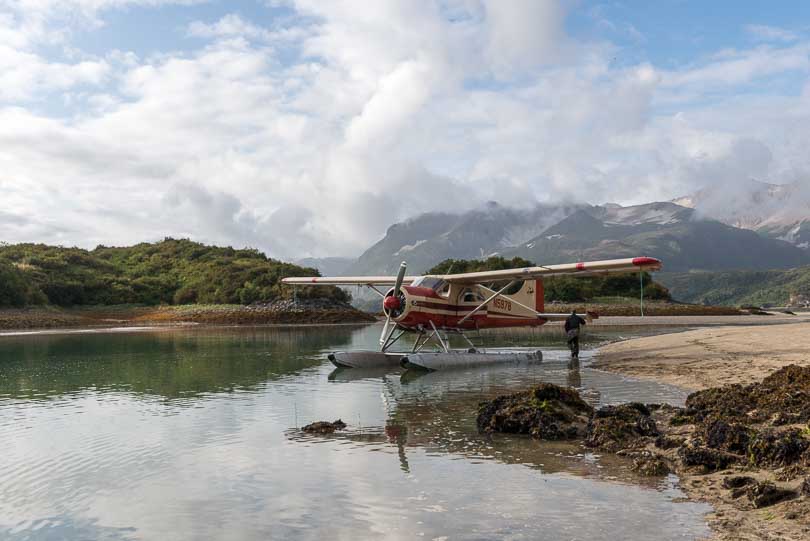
[673,180,810,249]
[305,182,810,278]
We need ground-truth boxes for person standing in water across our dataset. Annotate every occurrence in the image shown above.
[564,310,587,358]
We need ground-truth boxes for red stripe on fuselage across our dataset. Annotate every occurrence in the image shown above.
[398,311,544,330]
[413,300,480,312]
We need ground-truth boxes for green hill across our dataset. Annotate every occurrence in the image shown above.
[0,239,347,308]
[657,267,810,306]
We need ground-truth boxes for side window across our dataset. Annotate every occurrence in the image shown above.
[438,282,451,298]
[461,288,483,303]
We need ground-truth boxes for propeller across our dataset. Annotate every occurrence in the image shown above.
[380,261,407,347]
[393,261,407,300]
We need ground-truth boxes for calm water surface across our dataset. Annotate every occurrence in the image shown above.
[0,324,710,541]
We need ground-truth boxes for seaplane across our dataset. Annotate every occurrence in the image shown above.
[282,257,662,370]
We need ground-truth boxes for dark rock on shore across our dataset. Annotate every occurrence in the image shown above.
[678,444,740,472]
[585,403,659,452]
[476,383,594,440]
[630,450,671,476]
[302,419,347,433]
[745,481,795,508]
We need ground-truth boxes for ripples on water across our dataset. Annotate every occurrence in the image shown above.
[0,324,710,540]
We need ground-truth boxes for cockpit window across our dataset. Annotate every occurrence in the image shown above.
[411,276,448,292]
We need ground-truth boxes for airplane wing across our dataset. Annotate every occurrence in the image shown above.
[280,276,420,286]
[440,257,662,284]
[280,257,661,286]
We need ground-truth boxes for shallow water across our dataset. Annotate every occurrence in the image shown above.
[0,324,710,540]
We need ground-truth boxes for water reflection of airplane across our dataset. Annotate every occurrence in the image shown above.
[304,364,624,478]
[283,257,662,367]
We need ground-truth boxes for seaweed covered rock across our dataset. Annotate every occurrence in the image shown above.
[685,385,750,424]
[302,419,347,433]
[584,402,658,452]
[654,435,684,450]
[705,419,755,454]
[630,450,671,476]
[747,428,810,468]
[678,444,739,472]
[477,383,594,440]
[684,365,810,426]
[745,481,795,508]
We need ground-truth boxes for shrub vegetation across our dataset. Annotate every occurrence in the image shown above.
[0,239,348,307]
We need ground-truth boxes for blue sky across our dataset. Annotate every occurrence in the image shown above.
[1,0,809,257]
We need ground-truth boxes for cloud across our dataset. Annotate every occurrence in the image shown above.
[745,24,799,43]
[661,43,810,90]
[482,0,572,75]
[1,1,810,258]
[0,45,109,101]
[187,13,308,43]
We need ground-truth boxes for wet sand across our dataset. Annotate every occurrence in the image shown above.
[594,320,810,390]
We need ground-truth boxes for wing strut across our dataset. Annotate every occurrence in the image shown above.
[640,271,645,317]
[457,279,520,326]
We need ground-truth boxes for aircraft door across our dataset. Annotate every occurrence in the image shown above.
[458,287,485,322]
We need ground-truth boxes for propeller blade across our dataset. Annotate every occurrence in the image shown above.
[380,315,391,346]
[393,261,407,298]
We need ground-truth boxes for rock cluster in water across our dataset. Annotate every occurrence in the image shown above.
[477,384,661,450]
[476,365,810,512]
[476,383,594,440]
[301,419,347,434]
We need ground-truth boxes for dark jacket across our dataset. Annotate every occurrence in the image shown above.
[564,314,586,332]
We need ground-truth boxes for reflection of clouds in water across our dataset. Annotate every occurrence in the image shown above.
[1,326,706,541]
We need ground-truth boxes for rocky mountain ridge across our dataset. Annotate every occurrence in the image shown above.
[338,201,809,276]
[304,182,810,277]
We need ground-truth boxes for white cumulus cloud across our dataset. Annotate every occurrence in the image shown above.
[0,0,809,259]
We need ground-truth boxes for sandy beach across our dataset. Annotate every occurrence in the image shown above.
[595,320,810,390]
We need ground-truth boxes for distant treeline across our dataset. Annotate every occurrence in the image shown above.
[427,257,670,302]
[0,239,348,308]
[658,267,810,306]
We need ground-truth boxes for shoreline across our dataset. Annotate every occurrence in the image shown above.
[594,323,810,540]
[0,303,377,333]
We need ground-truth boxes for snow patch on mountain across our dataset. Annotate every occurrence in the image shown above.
[394,239,427,255]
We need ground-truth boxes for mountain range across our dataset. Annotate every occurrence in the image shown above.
[300,181,810,282]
